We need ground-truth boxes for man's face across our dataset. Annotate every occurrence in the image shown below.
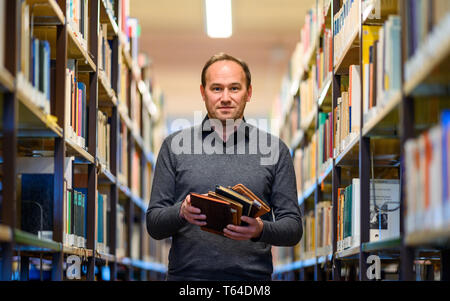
[200,60,252,123]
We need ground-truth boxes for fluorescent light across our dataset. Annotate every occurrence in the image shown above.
[205,0,232,38]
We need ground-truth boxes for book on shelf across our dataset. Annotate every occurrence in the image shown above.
[362,25,381,117]
[131,149,141,197]
[318,112,332,172]
[299,71,317,128]
[333,0,360,66]
[116,203,126,258]
[67,0,89,51]
[405,110,450,235]
[316,201,332,254]
[404,0,450,82]
[317,28,333,93]
[118,120,128,186]
[97,109,111,170]
[98,23,113,86]
[65,59,89,150]
[334,66,360,155]
[16,157,74,241]
[362,16,401,124]
[300,210,315,260]
[337,178,400,252]
[18,1,53,114]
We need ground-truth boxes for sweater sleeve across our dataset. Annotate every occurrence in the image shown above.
[146,137,187,240]
[256,142,303,246]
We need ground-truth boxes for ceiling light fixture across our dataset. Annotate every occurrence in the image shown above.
[204,0,232,38]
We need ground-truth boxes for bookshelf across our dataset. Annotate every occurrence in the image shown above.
[0,0,168,281]
[272,0,450,281]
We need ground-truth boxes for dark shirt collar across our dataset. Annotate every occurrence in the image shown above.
[201,115,250,139]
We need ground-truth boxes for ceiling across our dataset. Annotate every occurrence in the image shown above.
[130,0,316,124]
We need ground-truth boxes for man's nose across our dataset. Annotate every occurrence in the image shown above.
[220,88,231,102]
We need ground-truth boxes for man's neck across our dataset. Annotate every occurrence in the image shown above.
[207,115,244,142]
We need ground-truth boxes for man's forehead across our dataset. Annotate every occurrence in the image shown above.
[205,60,246,82]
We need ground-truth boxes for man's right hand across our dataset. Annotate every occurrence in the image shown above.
[179,194,207,226]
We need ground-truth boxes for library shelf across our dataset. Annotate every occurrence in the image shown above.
[290,130,305,153]
[117,182,147,212]
[298,181,317,207]
[405,228,450,248]
[27,0,65,25]
[0,224,13,243]
[273,258,317,274]
[0,67,15,92]
[65,137,96,164]
[98,163,117,185]
[335,246,360,260]
[334,132,359,167]
[67,26,96,73]
[361,237,402,253]
[98,70,118,106]
[317,75,332,108]
[403,18,450,97]
[362,91,402,138]
[318,159,333,185]
[100,0,119,37]
[334,28,359,75]
[16,84,63,138]
[14,229,62,252]
[301,109,317,132]
[62,245,94,258]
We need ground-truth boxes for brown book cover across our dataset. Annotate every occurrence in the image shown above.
[189,192,234,235]
[231,184,270,218]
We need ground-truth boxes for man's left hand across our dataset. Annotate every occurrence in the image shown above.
[223,216,263,241]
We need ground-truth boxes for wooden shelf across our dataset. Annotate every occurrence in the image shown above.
[362,91,402,138]
[16,83,63,138]
[100,0,119,37]
[298,181,317,206]
[317,75,332,109]
[98,70,117,106]
[0,224,12,242]
[0,67,15,92]
[65,137,95,164]
[335,245,360,260]
[27,0,65,25]
[406,227,450,247]
[361,237,401,252]
[334,29,360,75]
[334,132,359,167]
[404,20,450,96]
[67,26,96,72]
[14,229,62,252]
[63,245,94,258]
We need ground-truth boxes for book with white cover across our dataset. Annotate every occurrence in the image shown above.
[369,179,400,242]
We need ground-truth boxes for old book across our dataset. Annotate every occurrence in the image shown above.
[189,192,234,236]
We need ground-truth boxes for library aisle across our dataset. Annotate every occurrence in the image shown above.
[1,0,450,282]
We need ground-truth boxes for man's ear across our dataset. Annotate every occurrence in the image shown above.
[200,84,206,101]
[246,85,253,102]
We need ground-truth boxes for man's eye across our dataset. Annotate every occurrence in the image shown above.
[212,87,221,92]
[231,86,239,91]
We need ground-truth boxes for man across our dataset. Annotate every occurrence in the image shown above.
[146,53,302,281]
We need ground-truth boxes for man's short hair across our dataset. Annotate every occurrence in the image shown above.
[201,53,252,89]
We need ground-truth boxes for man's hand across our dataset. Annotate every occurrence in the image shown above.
[223,216,264,241]
[179,194,207,226]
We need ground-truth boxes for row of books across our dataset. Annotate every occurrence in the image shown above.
[299,69,317,128]
[316,201,333,254]
[362,17,401,124]
[334,65,361,155]
[336,178,400,252]
[99,24,113,88]
[67,0,89,51]
[293,135,317,197]
[65,60,89,150]
[299,210,316,260]
[405,111,450,235]
[333,0,360,66]
[18,1,52,114]
[318,112,333,172]
[404,1,450,83]
[316,28,333,94]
